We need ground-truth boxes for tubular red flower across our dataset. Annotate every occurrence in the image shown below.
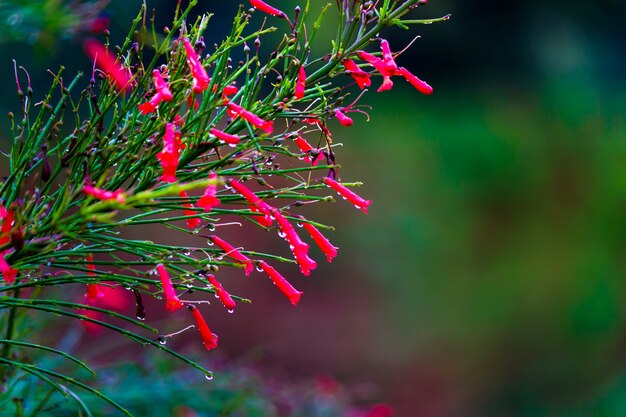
[300,220,339,263]
[0,207,14,247]
[334,109,353,127]
[358,50,394,76]
[156,123,180,183]
[83,39,132,92]
[207,274,236,311]
[85,253,104,302]
[250,205,273,227]
[398,67,433,95]
[0,252,17,284]
[323,177,372,213]
[189,305,219,350]
[138,69,173,114]
[209,235,254,276]
[197,172,220,212]
[250,0,287,18]
[83,184,126,203]
[229,179,262,205]
[270,208,317,276]
[377,76,394,93]
[179,191,202,229]
[182,38,210,93]
[294,66,306,99]
[209,127,240,146]
[294,135,324,165]
[380,39,399,74]
[225,100,274,134]
[258,261,303,305]
[157,264,183,312]
[342,58,371,89]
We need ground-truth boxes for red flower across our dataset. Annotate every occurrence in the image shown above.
[0,206,14,247]
[225,100,274,134]
[138,69,173,114]
[156,123,181,183]
[179,190,203,229]
[156,264,184,312]
[189,305,219,350]
[216,84,239,96]
[84,253,104,302]
[0,252,17,284]
[334,109,353,127]
[83,39,132,92]
[300,219,339,262]
[323,177,372,213]
[398,67,433,95]
[380,39,399,74]
[229,180,274,224]
[342,58,371,89]
[294,135,324,165]
[294,66,306,99]
[270,208,317,276]
[83,184,126,203]
[357,50,397,92]
[182,38,210,93]
[208,235,254,276]
[258,261,303,305]
[209,127,240,146]
[197,172,220,212]
[250,204,273,227]
[207,274,236,311]
[250,0,287,18]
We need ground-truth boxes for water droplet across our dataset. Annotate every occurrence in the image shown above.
[206,223,216,231]
[183,251,191,256]
[137,315,146,321]
[296,222,303,228]
[256,265,263,272]
[278,231,286,238]
[214,293,220,298]
[158,338,167,345]
[227,309,234,314]
[207,240,214,246]
[205,374,214,381]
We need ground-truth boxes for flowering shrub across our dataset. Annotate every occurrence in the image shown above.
[0,0,447,414]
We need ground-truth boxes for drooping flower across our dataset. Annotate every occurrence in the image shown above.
[182,38,210,93]
[84,253,105,302]
[0,206,14,247]
[83,39,132,92]
[156,263,184,312]
[271,208,317,276]
[249,205,273,227]
[156,123,181,183]
[228,180,274,223]
[225,100,274,134]
[138,69,173,115]
[179,190,203,229]
[208,235,254,276]
[258,261,303,306]
[323,177,372,213]
[189,305,219,350]
[83,184,126,203]
[197,172,220,212]
[299,218,339,262]
[0,252,17,284]
[357,50,397,92]
[294,135,324,165]
[294,66,306,99]
[250,0,287,18]
[209,128,240,146]
[379,39,399,74]
[207,274,236,311]
[334,109,353,127]
[342,58,372,89]
[398,67,433,95]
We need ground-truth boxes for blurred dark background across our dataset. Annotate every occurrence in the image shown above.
[2,0,626,416]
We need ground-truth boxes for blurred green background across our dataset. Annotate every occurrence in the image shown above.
[2,0,626,416]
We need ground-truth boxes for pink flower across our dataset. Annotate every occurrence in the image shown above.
[207,274,236,311]
[83,184,126,203]
[209,235,254,276]
[0,253,17,284]
[182,38,210,93]
[342,58,371,89]
[83,39,132,92]
[334,109,353,127]
[156,264,184,312]
[380,39,399,74]
[138,69,173,114]
[156,123,181,183]
[294,66,306,99]
[358,50,394,76]
[197,172,220,212]
[179,190,203,229]
[250,0,287,18]
[398,67,433,95]
[209,127,240,146]
[189,305,219,350]
[323,177,372,213]
[225,100,274,134]
[229,180,274,224]
[294,135,324,165]
[300,219,339,262]
[271,208,317,276]
[250,204,273,227]
[258,261,303,305]
[84,254,105,302]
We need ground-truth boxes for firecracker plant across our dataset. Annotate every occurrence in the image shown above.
[0,0,447,414]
